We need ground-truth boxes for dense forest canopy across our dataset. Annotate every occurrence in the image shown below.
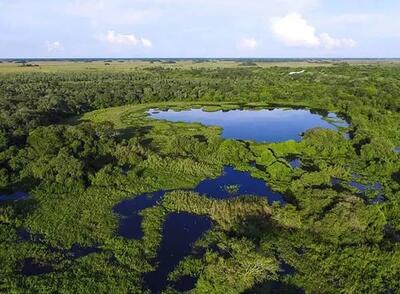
[1,63,400,293]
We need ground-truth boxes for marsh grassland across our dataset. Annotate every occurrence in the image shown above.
[1,60,400,293]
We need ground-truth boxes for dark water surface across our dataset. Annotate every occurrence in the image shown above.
[18,229,102,276]
[113,190,166,239]
[144,213,212,293]
[332,177,385,205]
[194,166,285,204]
[21,258,53,276]
[113,166,285,292]
[148,108,348,142]
[114,166,284,240]
[0,192,29,202]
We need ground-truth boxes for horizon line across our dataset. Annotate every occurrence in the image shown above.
[1,57,400,61]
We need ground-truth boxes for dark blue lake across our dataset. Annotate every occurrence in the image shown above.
[195,166,284,203]
[113,166,285,293]
[144,213,212,293]
[0,192,29,202]
[148,108,348,142]
[113,190,165,239]
[114,166,284,240]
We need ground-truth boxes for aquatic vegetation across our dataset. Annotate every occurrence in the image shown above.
[1,65,400,293]
[223,184,240,194]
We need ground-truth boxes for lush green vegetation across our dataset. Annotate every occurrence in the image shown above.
[1,63,400,293]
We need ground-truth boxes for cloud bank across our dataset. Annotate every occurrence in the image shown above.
[97,30,152,48]
[3,0,397,58]
[271,12,356,49]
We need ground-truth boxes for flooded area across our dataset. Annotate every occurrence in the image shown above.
[144,213,212,293]
[113,166,284,240]
[148,108,348,142]
[113,166,285,292]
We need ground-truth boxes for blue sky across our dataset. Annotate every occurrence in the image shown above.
[0,0,399,58]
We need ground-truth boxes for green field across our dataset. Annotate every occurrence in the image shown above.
[1,58,400,73]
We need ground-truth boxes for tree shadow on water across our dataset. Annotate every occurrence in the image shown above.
[246,281,304,294]
[392,170,400,184]
[236,215,305,294]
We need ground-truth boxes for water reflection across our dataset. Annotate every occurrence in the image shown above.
[289,159,302,168]
[149,108,349,142]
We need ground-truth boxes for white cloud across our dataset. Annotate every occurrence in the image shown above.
[237,38,258,50]
[271,12,356,49]
[319,33,356,49]
[99,30,139,45]
[271,12,320,47]
[97,30,152,48]
[140,38,153,48]
[45,41,64,52]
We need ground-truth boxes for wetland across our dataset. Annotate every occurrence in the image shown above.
[1,64,400,293]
